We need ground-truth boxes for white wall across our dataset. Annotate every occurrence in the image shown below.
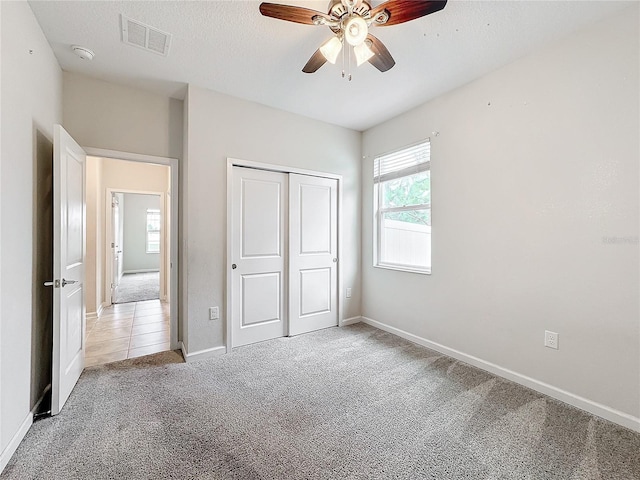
[362,6,639,427]
[0,0,62,466]
[183,86,362,354]
[122,193,161,272]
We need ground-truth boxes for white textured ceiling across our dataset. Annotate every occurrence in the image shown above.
[29,1,631,131]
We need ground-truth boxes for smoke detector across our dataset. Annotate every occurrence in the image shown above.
[71,45,95,60]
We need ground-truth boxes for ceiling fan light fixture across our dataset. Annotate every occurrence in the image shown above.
[344,15,367,46]
[354,41,374,66]
[319,36,342,64]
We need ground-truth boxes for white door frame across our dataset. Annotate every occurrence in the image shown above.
[225,157,344,352]
[104,188,167,304]
[85,148,179,351]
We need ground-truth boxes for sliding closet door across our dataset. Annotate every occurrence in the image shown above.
[288,174,338,336]
[231,167,288,347]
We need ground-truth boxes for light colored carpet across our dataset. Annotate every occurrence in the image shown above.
[114,272,160,303]
[2,324,639,479]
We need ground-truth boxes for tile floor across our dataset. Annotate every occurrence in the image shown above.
[86,299,170,367]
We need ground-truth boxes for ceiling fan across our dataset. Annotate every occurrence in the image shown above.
[259,0,447,76]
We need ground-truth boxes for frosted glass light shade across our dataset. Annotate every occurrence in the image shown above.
[354,42,374,66]
[344,15,367,46]
[320,36,342,64]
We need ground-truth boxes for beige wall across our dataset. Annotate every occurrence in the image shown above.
[183,86,362,353]
[85,157,102,315]
[362,6,639,425]
[0,0,62,460]
[63,72,183,160]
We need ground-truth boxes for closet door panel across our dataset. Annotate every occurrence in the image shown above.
[289,174,338,336]
[231,167,288,347]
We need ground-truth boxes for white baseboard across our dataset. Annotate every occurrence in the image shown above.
[0,411,32,474]
[341,316,362,326]
[361,316,640,433]
[0,383,50,474]
[88,303,108,319]
[87,306,103,319]
[0,384,51,473]
[122,269,160,274]
[180,342,227,363]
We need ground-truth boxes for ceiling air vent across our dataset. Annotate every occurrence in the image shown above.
[121,14,171,56]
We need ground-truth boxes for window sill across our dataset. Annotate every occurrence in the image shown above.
[374,264,431,275]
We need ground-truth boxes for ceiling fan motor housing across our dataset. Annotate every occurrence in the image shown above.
[344,15,368,45]
[328,0,371,25]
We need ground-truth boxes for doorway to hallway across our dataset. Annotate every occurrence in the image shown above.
[109,191,163,304]
[84,152,177,368]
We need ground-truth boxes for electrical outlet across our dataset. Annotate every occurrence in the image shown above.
[544,330,559,350]
[346,288,352,298]
[209,306,219,321]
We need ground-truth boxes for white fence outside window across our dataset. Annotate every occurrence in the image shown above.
[380,219,431,269]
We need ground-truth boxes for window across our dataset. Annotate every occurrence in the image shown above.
[374,140,431,273]
[146,209,161,253]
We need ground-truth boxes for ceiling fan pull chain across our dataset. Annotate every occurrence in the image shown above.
[341,37,346,78]
[349,48,351,81]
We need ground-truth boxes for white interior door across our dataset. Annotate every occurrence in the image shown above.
[289,174,338,336]
[110,193,122,303]
[52,124,86,415]
[231,167,288,347]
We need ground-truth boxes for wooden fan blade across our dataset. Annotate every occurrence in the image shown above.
[366,34,395,72]
[259,3,330,25]
[370,0,447,26]
[302,48,328,73]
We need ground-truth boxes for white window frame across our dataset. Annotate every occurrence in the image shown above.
[374,140,431,275]
[145,208,161,254]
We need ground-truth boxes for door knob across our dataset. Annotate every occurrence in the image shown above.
[231,264,237,269]
[61,278,78,287]
[333,258,338,263]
